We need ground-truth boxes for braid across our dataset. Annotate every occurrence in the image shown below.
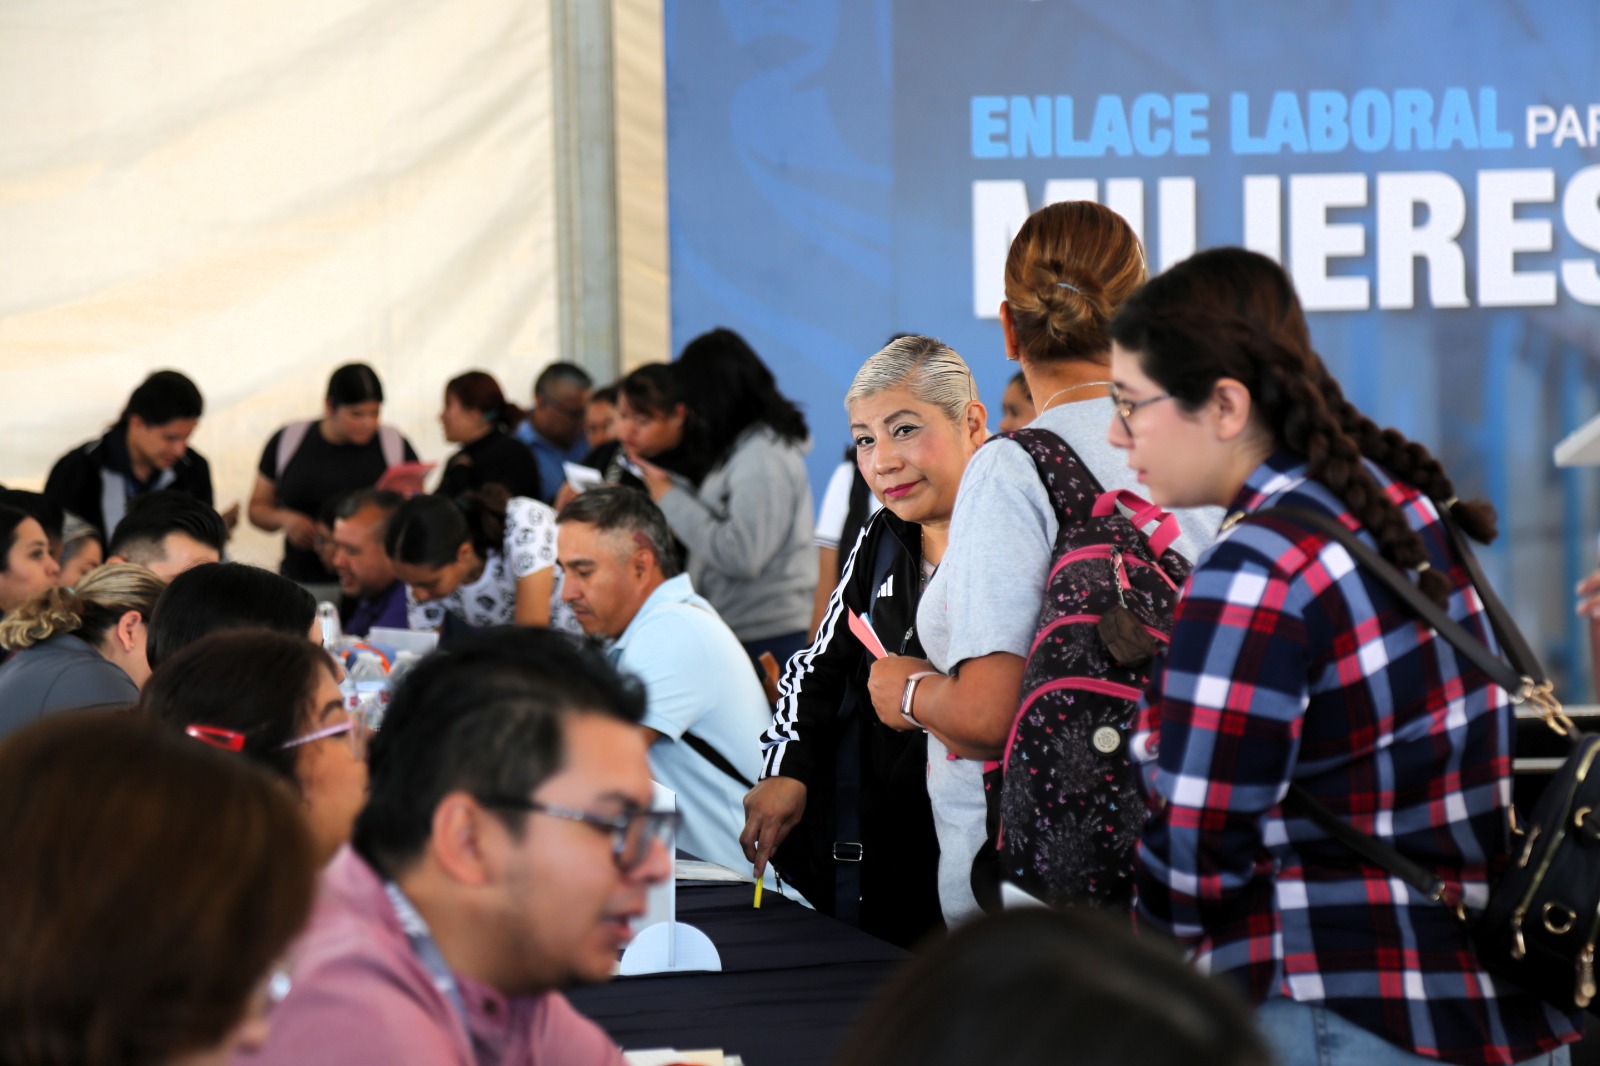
[1260,354,1452,609]
[1322,378,1498,545]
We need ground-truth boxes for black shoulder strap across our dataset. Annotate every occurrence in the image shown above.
[1438,518,1545,684]
[1290,782,1452,903]
[1001,427,1106,526]
[1249,504,1545,908]
[682,731,755,789]
[1252,505,1537,695]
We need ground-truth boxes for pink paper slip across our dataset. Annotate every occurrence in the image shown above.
[847,609,889,660]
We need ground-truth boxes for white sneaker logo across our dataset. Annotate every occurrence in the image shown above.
[877,575,894,599]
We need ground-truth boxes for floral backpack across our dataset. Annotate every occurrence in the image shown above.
[989,427,1190,909]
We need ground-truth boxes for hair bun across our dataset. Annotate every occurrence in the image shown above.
[1036,267,1108,342]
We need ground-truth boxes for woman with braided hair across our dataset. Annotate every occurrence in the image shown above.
[1109,247,1579,1066]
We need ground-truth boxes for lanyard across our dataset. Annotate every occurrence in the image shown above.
[384,881,471,1029]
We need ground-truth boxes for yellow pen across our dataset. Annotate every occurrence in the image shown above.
[753,877,764,909]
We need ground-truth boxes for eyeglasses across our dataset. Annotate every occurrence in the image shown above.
[1108,383,1173,438]
[185,705,372,759]
[185,725,246,752]
[280,704,372,758]
[476,796,680,873]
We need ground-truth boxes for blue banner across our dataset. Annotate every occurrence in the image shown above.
[666,0,1600,693]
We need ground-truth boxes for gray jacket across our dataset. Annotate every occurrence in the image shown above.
[657,426,818,642]
[0,633,138,742]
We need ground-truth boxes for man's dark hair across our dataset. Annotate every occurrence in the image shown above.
[332,488,403,530]
[534,362,594,398]
[557,486,682,579]
[352,628,646,877]
[108,491,227,560]
[120,370,204,427]
[0,490,65,544]
[146,563,317,670]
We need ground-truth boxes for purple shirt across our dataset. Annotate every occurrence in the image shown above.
[345,581,409,638]
[240,848,626,1066]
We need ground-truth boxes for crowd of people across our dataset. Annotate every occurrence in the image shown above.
[0,198,1583,1066]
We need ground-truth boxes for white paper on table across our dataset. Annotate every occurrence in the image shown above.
[675,859,751,884]
[366,627,440,655]
[623,1052,730,1066]
[564,462,605,489]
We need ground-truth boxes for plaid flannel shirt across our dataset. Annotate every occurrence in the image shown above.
[1133,451,1581,1065]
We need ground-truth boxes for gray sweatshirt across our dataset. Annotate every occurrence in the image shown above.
[0,632,139,743]
[656,426,818,642]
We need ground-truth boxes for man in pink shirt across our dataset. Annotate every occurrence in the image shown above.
[242,629,674,1066]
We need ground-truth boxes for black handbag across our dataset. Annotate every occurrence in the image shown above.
[1254,505,1594,1014]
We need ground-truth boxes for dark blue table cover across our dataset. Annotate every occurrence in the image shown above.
[567,881,910,1065]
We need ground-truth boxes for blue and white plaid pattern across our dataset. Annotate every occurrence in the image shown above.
[1133,451,1581,1065]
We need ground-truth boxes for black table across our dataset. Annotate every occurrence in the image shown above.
[568,882,909,1066]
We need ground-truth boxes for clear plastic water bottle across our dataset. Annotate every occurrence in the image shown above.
[388,650,422,687]
[347,653,390,731]
[316,602,343,649]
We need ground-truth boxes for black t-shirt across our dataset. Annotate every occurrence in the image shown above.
[436,430,542,500]
[258,422,417,581]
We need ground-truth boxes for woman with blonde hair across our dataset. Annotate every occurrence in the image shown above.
[865,202,1218,923]
[0,562,165,739]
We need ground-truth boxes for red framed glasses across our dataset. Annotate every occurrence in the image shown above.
[185,725,246,752]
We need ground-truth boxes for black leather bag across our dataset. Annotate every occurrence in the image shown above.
[1257,505,1595,1014]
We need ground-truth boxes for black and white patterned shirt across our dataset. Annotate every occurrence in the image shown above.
[406,497,579,634]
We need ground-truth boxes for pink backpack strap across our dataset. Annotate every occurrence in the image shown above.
[378,425,405,469]
[1093,489,1181,559]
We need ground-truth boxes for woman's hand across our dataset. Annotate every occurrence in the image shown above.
[868,655,936,731]
[631,452,675,502]
[740,777,808,877]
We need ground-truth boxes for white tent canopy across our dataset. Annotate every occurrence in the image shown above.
[0,0,667,566]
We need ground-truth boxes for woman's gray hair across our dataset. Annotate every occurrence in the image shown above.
[845,335,976,424]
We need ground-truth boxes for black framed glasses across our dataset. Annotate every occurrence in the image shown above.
[476,796,680,873]
[1107,383,1173,437]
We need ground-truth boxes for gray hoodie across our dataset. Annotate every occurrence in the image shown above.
[656,426,818,642]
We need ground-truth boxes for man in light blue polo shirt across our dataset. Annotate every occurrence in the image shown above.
[556,487,776,888]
